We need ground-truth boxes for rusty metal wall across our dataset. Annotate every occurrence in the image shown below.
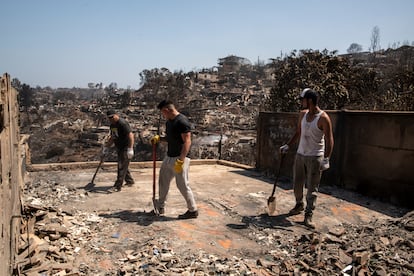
[256,110,414,209]
[0,73,23,276]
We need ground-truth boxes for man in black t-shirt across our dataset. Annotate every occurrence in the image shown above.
[150,100,198,219]
[103,109,135,192]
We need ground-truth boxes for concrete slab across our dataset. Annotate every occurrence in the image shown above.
[26,162,409,271]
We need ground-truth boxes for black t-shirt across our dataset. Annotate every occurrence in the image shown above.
[166,113,191,157]
[110,118,132,150]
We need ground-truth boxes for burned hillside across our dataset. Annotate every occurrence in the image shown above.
[21,60,269,166]
[18,48,414,167]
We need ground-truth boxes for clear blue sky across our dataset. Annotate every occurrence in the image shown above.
[1,0,413,89]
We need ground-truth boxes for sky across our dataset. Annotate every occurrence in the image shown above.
[1,0,413,89]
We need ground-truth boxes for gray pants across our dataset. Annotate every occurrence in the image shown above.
[293,154,322,216]
[158,156,197,212]
[114,149,133,188]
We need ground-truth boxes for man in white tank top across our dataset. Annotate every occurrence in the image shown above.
[279,88,334,229]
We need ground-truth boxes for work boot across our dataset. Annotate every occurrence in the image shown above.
[178,210,198,219]
[304,214,315,229]
[288,202,304,215]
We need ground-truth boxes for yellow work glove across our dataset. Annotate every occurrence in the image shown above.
[150,135,160,145]
[174,159,184,174]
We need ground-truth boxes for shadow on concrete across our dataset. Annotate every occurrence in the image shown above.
[227,213,295,232]
[318,185,408,218]
[83,182,96,191]
[228,169,408,218]
[79,184,125,194]
[226,169,265,180]
[79,183,113,194]
[99,210,179,226]
[228,169,292,190]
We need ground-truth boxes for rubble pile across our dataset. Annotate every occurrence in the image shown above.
[21,85,260,166]
[248,216,414,275]
[16,176,413,275]
[21,108,105,164]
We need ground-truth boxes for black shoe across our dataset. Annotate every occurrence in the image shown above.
[304,214,315,229]
[148,208,165,216]
[288,203,304,215]
[178,210,198,219]
[108,186,121,193]
[125,181,135,187]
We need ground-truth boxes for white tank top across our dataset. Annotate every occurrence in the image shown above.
[297,110,325,156]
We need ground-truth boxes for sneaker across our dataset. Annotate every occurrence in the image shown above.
[288,203,304,215]
[304,214,315,229]
[178,210,198,219]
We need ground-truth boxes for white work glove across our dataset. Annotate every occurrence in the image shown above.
[280,144,289,154]
[320,157,330,171]
[127,148,134,160]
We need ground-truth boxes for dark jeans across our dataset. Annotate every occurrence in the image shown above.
[114,149,134,188]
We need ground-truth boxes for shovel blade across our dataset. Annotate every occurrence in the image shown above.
[84,182,95,191]
[267,196,276,216]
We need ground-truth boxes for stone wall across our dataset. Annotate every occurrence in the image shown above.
[0,73,23,276]
[256,110,414,208]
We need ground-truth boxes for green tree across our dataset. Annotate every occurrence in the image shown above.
[266,49,351,111]
[119,90,132,108]
[347,43,363,54]
[18,83,34,111]
[266,49,384,111]
[11,78,21,89]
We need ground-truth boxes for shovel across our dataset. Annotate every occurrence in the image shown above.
[152,142,159,215]
[267,153,285,216]
[84,154,105,190]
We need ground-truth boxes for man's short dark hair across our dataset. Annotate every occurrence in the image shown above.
[107,109,117,117]
[303,89,319,105]
[157,100,174,110]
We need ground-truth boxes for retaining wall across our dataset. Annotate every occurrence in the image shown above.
[256,110,414,208]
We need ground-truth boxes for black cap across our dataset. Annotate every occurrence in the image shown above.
[106,109,116,117]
